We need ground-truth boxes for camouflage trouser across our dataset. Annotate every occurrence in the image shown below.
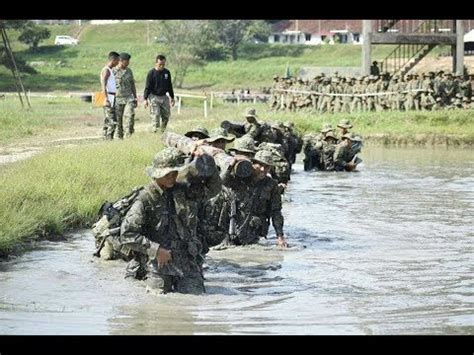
[115,100,136,138]
[148,94,171,133]
[125,254,148,280]
[351,97,362,113]
[103,105,117,140]
[145,260,204,295]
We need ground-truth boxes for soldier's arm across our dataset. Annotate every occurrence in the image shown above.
[204,167,222,199]
[101,67,110,95]
[130,69,137,100]
[270,182,284,237]
[333,145,347,170]
[120,199,161,260]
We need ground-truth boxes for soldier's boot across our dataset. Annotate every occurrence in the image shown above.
[212,235,233,251]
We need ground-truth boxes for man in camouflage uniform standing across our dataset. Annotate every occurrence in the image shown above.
[113,52,138,139]
[120,147,222,294]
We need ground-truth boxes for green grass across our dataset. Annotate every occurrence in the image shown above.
[0,97,99,142]
[1,96,473,144]
[0,135,163,255]
[0,21,416,92]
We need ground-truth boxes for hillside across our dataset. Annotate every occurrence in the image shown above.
[0,21,469,93]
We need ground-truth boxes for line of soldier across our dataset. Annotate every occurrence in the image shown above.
[96,108,302,295]
[94,107,363,295]
[269,71,474,113]
[302,118,363,172]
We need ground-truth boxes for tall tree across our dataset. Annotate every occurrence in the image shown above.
[0,20,37,73]
[207,20,271,60]
[156,20,204,88]
[18,24,50,51]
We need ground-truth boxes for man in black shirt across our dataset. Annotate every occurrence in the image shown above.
[144,54,175,133]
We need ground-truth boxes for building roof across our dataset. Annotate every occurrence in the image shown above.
[272,20,363,35]
[272,19,474,35]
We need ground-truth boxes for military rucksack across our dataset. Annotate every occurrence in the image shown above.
[92,186,152,260]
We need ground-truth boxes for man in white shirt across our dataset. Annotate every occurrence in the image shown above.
[100,51,119,140]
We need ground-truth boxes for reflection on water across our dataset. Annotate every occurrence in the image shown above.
[0,147,473,334]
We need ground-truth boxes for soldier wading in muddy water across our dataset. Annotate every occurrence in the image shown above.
[118,147,222,295]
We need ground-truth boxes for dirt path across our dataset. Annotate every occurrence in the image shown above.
[0,121,151,166]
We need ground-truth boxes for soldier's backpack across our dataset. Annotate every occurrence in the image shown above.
[92,186,151,260]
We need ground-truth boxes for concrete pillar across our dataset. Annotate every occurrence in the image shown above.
[455,20,464,75]
[362,20,372,75]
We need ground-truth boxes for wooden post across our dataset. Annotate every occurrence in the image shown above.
[177,96,182,114]
[204,98,208,118]
[210,92,214,109]
[237,96,240,105]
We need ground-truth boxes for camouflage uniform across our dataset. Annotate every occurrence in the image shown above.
[334,133,355,171]
[113,58,136,138]
[203,150,285,246]
[120,147,221,294]
[243,108,263,139]
[321,132,338,171]
[258,141,291,184]
[103,104,117,140]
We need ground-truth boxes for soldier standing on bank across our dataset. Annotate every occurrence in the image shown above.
[113,52,138,139]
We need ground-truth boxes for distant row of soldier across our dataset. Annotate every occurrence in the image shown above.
[269,71,474,113]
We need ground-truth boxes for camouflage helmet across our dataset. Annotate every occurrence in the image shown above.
[271,121,284,131]
[324,132,338,141]
[244,107,258,122]
[341,132,356,141]
[337,119,353,129]
[146,147,185,179]
[206,127,235,143]
[184,126,210,139]
[283,121,294,129]
[229,135,257,154]
[251,149,274,167]
[320,123,334,133]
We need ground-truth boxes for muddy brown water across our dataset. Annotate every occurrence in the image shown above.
[0,147,472,334]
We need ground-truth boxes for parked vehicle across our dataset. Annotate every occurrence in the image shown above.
[54,35,79,46]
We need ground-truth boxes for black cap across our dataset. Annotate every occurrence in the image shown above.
[119,52,131,60]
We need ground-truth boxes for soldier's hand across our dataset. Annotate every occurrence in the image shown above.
[191,139,207,156]
[277,235,288,248]
[144,100,149,109]
[156,247,172,268]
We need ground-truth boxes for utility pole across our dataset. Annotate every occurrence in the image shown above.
[147,21,150,46]
[0,25,31,108]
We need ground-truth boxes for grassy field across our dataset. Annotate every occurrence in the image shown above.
[1,96,474,145]
[0,21,455,92]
